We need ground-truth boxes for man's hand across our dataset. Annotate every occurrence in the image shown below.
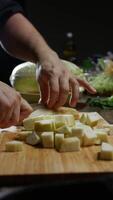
[36,50,96,109]
[0,81,32,128]
[19,98,33,123]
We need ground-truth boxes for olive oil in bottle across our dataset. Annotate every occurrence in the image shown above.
[63,32,77,63]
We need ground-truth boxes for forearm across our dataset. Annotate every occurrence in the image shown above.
[0,13,52,63]
[0,11,96,110]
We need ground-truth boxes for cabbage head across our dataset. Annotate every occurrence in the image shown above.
[10,60,85,94]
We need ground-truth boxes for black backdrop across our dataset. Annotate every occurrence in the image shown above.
[0,0,113,84]
[25,1,113,57]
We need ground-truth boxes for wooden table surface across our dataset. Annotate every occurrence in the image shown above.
[0,131,113,186]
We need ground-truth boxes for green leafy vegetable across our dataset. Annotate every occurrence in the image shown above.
[89,73,113,94]
[87,96,113,109]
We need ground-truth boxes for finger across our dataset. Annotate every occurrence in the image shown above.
[20,98,33,114]
[47,77,59,108]
[19,112,30,124]
[0,107,7,123]
[69,78,79,107]
[2,98,16,123]
[76,78,96,94]
[38,78,49,105]
[0,91,9,122]
[19,98,33,122]
[0,107,14,128]
[1,91,21,126]
[19,107,32,124]
[0,103,14,128]
[9,102,20,126]
[53,77,69,108]
[0,121,14,128]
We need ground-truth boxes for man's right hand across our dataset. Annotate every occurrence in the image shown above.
[0,81,32,128]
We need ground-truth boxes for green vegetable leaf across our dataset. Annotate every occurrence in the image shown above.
[87,96,113,109]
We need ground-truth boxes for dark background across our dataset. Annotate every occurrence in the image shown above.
[0,0,113,84]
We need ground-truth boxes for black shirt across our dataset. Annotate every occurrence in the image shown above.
[0,0,23,28]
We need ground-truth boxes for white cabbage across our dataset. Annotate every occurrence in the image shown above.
[10,60,85,94]
[10,62,39,93]
[62,60,84,78]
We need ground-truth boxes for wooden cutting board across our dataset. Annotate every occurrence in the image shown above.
[0,112,113,186]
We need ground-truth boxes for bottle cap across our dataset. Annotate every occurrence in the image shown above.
[66,32,73,38]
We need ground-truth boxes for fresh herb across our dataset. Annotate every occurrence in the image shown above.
[87,96,113,109]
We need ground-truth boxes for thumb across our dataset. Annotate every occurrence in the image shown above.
[20,97,33,118]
